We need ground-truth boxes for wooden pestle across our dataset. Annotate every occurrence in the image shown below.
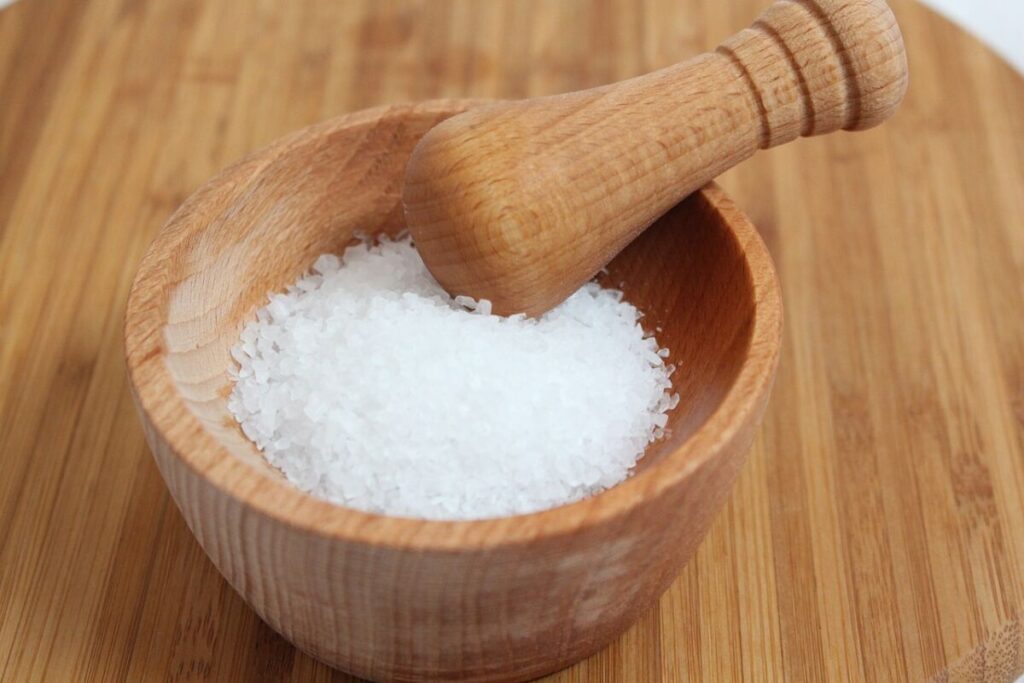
[403,0,908,316]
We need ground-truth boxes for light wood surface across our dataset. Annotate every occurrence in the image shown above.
[1,0,1023,681]
[124,97,781,681]
[404,0,908,316]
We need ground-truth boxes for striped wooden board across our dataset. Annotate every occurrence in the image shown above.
[1,0,1022,680]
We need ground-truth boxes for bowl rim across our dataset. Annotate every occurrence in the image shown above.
[124,99,783,552]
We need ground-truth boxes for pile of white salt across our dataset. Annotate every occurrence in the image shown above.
[228,235,677,520]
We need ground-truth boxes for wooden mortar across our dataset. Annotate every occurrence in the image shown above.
[125,100,781,681]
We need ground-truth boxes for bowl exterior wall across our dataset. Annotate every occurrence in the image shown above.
[135,398,765,682]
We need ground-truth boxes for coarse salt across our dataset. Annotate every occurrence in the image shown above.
[228,235,678,520]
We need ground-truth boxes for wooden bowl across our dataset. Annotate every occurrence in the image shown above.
[124,99,782,682]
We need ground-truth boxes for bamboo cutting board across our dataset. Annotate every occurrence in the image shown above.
[1,0,1022,680]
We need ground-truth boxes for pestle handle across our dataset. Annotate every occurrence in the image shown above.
[404,0,908,316]
[716,0,907,140]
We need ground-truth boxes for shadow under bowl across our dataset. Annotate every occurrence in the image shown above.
[124,99,782,682]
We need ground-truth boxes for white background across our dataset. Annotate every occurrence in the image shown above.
[921,0,1024,73]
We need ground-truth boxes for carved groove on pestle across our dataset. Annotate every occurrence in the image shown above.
[792,0,862,130]
[714,45,772,150]
[752,19,817,137]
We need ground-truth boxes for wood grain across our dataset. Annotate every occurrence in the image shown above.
[403,0,908,316]
[1,0,1023,681]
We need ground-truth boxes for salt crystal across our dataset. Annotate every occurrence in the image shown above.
[228,235,678,520]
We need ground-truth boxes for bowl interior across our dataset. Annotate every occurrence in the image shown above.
[150,102,759,492]
[597,196,757,475]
